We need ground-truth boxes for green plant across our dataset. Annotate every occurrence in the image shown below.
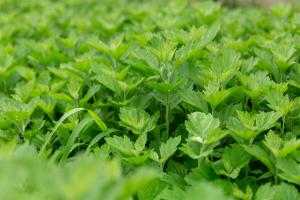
[1,0,300,199]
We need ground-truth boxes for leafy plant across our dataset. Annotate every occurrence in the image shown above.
[1,0,300,198]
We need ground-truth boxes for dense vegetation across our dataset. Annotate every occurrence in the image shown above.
[1,0,300,199]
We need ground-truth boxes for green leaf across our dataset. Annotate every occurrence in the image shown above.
[134,133,147,155]
[87,110,107,131]
[40,108,107,156]
[238,71,272,100]
[92,64,123,96]
[180,89,208,112]
[39,108,85,155]
[255,181,299,200]
[212,144,251,179]
[203,50,240,89]
[185,165,218,184]
[254,183,275,200]
[203,81,235,109]
[121,167,160,199]
[105,135,136,156]
[185,112,220,143]
[38,94,57,119]
[277,157,300,185]
[264,131,300,158]
[86,129,118,154]
[227,111,281,141]
[263,130,282,157]
[159,136,181,165]
[265,90,294,115]
[183,181,233,200]
[242,144,275,173]
[60,117,94,162]
[119,107,157,135]
[138,179,167,200]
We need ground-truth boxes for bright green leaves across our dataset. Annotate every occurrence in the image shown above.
[185,112,218,137]
[105,134,151,165]
[185,112,225,144]
[0,97,39,134]
[66,77,82,100]
[182,112,227,161]
[119,107,157,135]
[197,50,240,110]
[227,111,281,142]
[174,23,220,65]
[40,108,107,156]
[265,90,294,116]
[105,135,136,156]
[92,64,143,97]
[267,42,297,74]
[277,157,300,185]
[260,131,300,184]
[289,64,300,89]
[255,183,300,200]
[255,38,298,81]
[213,144,251,179]
[38,94,57,120]
[134,133,148,154]
[180,89,208,112]
[148,36,177,65]
[238,71,272,100]
[242,144,276,173]
[207,50,241,88]
[0,143,160,200]
[106,106,159,164]
[183,181,233,200]
[203,81,236,109]
[264,131,300,158]
[151,136,181,167]
[2,0,300,198]
[90,35,129,60]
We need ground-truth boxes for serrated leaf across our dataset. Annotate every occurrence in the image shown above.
[227,111,281,141]
[159,136,181,165]
[119,107,157,135]
[265,90,294,115]
[134,133,147,155]
[264,130,300,158]
[254,183,275,200]
[212,144,251,179]
[105,135,136,156]
[203,81,235,108]
[185,112,220,143]
[242,144,275,173]
[180,89,208,112]
[277,157,300,185]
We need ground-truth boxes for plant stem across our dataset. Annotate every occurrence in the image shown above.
[165,63,172,140]
[275,164,278,185]
[165,93,170,140]
[211,106,215,116]
[198,144,206,168]
[281,115,286,136]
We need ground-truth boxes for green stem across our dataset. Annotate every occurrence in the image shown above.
[275,164,278,184]
[211,106,215,116]
[281,115,286,136]
[274,157,279,185]
[198,144,206,168]
[165,63,172,140]
[245,96,249,110]
[198,157,205,168]
[165,93,170,140]
[110,56,117,71]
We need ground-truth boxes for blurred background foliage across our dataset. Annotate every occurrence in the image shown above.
[220,0,298,7]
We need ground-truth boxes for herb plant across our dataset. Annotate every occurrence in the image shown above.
[0,0,300,199]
